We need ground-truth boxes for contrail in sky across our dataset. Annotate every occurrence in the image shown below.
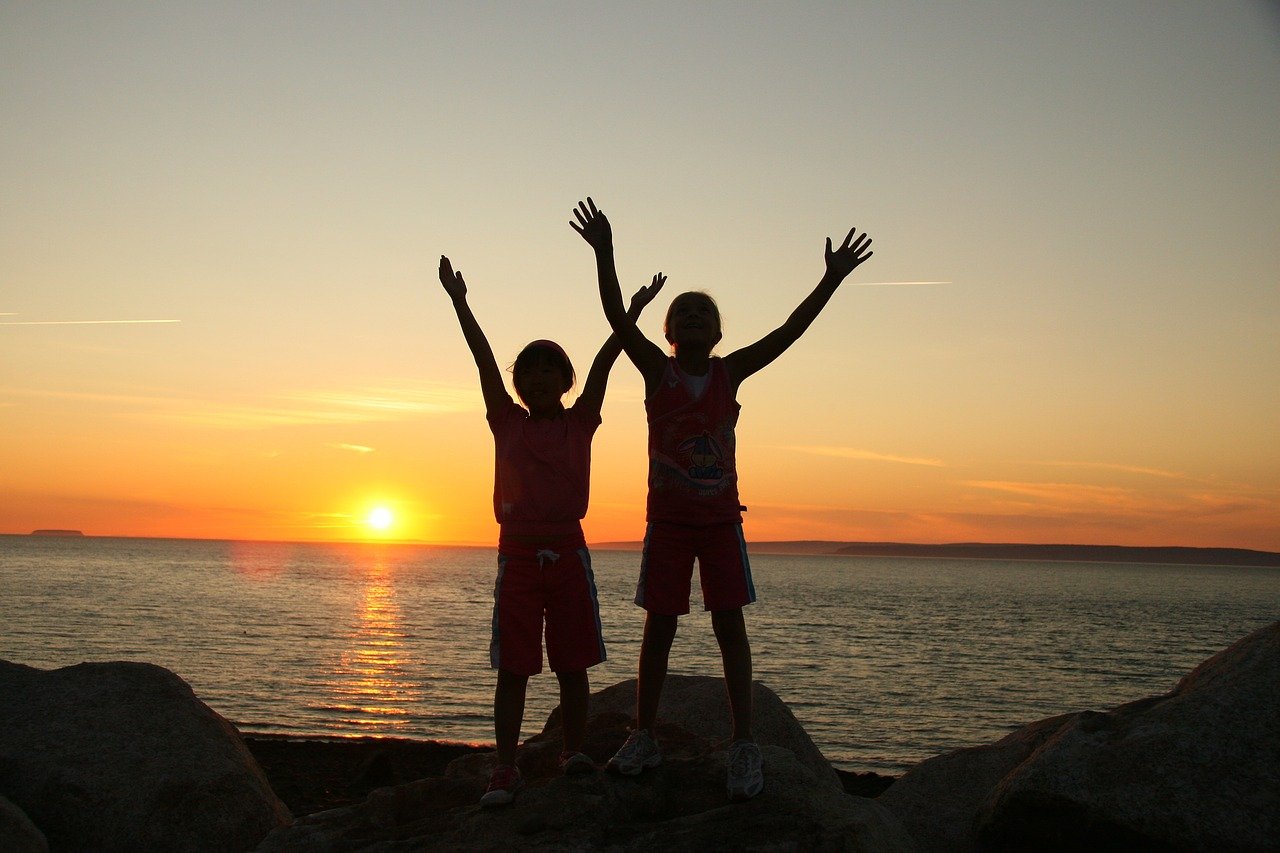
[0,319,181,326]
[849,281,951,286]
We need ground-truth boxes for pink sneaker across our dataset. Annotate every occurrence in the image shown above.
[480,764,523,806]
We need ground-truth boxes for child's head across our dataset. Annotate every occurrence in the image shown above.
[511,340,575,409]
[663,291,722,351]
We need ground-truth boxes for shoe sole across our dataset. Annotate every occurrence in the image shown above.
[727,778,763,801]
[480,785,522,807]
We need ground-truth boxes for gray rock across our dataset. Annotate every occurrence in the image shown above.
[256,680,914,851]
[880,621,1280,852]
[0,794,48,853]
[0,660,291,852]
[877,713,1078,852]
[550,674,843,791]
[979,621,1280,851]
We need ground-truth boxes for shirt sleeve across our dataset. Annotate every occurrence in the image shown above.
[486,399,525,436]
[566,403,603,436]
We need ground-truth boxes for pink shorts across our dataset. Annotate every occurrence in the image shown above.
[635,522,756,615]
[491,537,606,676]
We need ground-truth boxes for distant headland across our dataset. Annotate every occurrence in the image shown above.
[29,529,85,537]
[594,540,1280,567]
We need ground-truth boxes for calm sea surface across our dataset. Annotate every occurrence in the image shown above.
[2,535,1276,774]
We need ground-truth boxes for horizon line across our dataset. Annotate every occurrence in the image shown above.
[7,530,1277,558]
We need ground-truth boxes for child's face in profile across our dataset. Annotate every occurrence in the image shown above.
[665,292,722,349]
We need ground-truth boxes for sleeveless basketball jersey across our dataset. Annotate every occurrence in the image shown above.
[645,357,743,524]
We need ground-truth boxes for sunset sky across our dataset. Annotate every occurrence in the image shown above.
[3,3,1277,550]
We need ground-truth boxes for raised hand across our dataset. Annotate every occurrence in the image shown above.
[629,273,667,314]
[824,228,874,281]
[570,197,612,251]
[438,255,466,300]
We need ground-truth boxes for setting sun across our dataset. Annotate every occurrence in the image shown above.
[367,506,395,532]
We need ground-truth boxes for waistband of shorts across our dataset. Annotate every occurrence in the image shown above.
[498,523,586,554]
[499,519,585,539]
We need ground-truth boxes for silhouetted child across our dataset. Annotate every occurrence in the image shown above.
[571,198,872,801]
[437,254,663,806]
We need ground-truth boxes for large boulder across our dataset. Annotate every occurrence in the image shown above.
[881,621,1280,851]
[876,713,1078,852]
[0,660,291,852]
[555,675,843,791]
[0,794,47,853]
[256,680,912,851]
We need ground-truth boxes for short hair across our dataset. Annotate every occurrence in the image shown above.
[511,340,575,402]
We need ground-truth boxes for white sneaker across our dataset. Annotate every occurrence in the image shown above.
[726,740,763,801]
[607,728,662,776]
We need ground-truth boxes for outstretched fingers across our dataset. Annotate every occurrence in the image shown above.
[629,272,666,310]
[570,196,613,248]
[570,197,600,232]
[438,255,465,295]
[645,272,667,300]
[823,227,874,277]
[836,228,873,256]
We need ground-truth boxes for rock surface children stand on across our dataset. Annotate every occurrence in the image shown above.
[436,255,663,805]
[570,198,873,801]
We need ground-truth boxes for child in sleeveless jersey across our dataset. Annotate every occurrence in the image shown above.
[571,198,872,801]
[437,254,663,806]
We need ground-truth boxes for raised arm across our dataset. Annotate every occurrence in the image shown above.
[723,227,873,388]
[575,274,667,416]
[571,198,668,388]
[438,255,512,416]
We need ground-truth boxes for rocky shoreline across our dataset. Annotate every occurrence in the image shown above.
[242,733,897,817]
[3,622,1277,851]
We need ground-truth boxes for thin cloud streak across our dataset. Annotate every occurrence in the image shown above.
[849,281,951,286]
[329,443,375,454]
[0,382,478,427]
[783,445,945,467]
[0,319,181,326]
[1036,460,1189,480]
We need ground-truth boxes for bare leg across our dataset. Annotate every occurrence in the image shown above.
[712,607,753,743]
[636,612,679,730]
[494,669,529,766]
[556,669,590,754]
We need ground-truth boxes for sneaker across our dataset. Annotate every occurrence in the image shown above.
[726,740,764,801]
[607,728,662,776]
[558,751,595,777]
[480,764,523,806]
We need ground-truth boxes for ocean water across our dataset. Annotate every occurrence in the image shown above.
[2,535,1276,775]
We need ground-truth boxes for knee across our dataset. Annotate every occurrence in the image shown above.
[711,608,746,643]
[643,613,679,649]
[497,669,530,690]
[556,669,588,690]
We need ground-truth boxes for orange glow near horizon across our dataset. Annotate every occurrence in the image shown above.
[4,461,1276,552]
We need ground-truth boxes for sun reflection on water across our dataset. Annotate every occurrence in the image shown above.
[320,559,423,732]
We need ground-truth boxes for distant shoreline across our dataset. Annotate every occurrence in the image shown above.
[594,540,1280,567]
[6,532,1277,567]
